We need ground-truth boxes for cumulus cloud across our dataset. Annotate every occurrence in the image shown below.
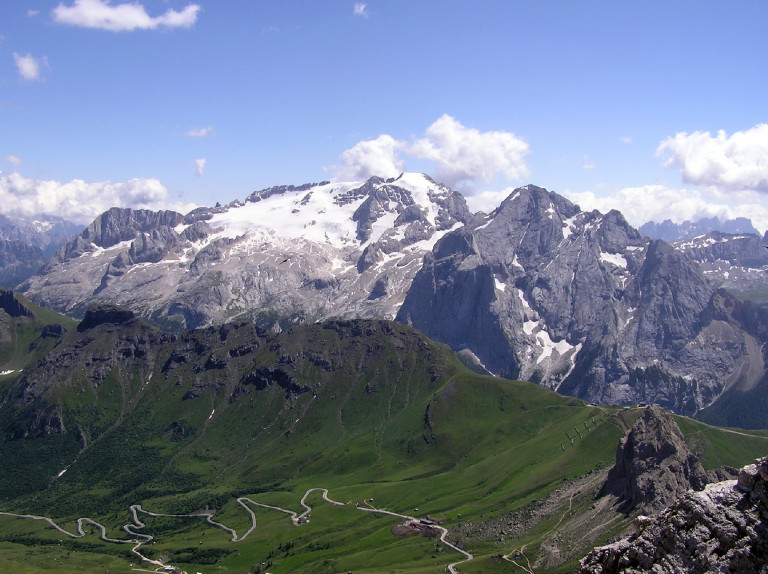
[194,158,206,177]
[409,115,530,188]
[563,185,768,235]
[657,124,768,193]
[0,172,195,224]
[52,0,201,32]
[13,53,47,81]
[353,3,368,17]
[331,115,530,190]
[186,126,214,138]
[5,156,22,166]
[333,134,405,181]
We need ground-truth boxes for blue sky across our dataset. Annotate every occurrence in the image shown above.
[2,1,768,230]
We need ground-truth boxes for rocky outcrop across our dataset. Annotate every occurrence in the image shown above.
[77,303,136,332]
[0,288,36,319]
[579,456,768,573]
[600,406,710,514]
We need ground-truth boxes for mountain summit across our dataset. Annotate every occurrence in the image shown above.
[22,173,470,330]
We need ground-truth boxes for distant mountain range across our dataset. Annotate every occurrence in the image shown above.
[9,174,768,428]
[0,214,83,288]
[639,216,760,241]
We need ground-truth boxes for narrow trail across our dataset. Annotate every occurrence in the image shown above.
[1,487,473,573]
[502,488,577,574]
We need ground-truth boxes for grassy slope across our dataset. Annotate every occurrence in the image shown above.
[1,319,767,573]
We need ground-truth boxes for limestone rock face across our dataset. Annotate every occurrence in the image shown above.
[579,456,768,574]
[600,405,709,514]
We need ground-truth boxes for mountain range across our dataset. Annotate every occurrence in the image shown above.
[12,173,768,428]
[0,214,83,289]
[639,216,760,241]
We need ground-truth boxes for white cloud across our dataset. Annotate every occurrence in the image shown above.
[409,115,530,188]
[52,0,201,32]
[186,126,214,138]
[332,134,405,181]
[0,172,195,224]
[331,115,530,190]
[13,53,47,81]
[5,156,22,166]
[28,10,40,17]
[580,155,596,170]
[620,136,633,144]
[353,3,368,17]
[563,185,768,235]
[657,124,768,193]
[194,158,206,177]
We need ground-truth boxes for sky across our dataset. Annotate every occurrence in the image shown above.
[1,1,768,232]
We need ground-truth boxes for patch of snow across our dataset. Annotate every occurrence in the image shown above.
[494,275,507,292]
[459,349,495,376]
[474,217,492,231]
[367,211,399,244]
[207,181,363,248]
[523,320,538,335]
[626,245,643,251]
[517,288,530,309]
[512,254,524,270]
[88,239,133,257]
[535,330,573,364]
[555,343,582,390]
[0,370,18,376]
[57,468,67,478]
[600,251,627,268]
[407,222,463,253]
[33,220,54,232]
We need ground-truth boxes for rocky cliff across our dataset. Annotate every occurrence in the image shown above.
[579,456,768,573]
[600,406,712,514]
[398,185,766,416]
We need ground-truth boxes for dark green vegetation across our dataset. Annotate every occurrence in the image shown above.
[1,294,767,573]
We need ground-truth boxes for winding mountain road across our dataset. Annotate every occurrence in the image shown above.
[1,487,473,573]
